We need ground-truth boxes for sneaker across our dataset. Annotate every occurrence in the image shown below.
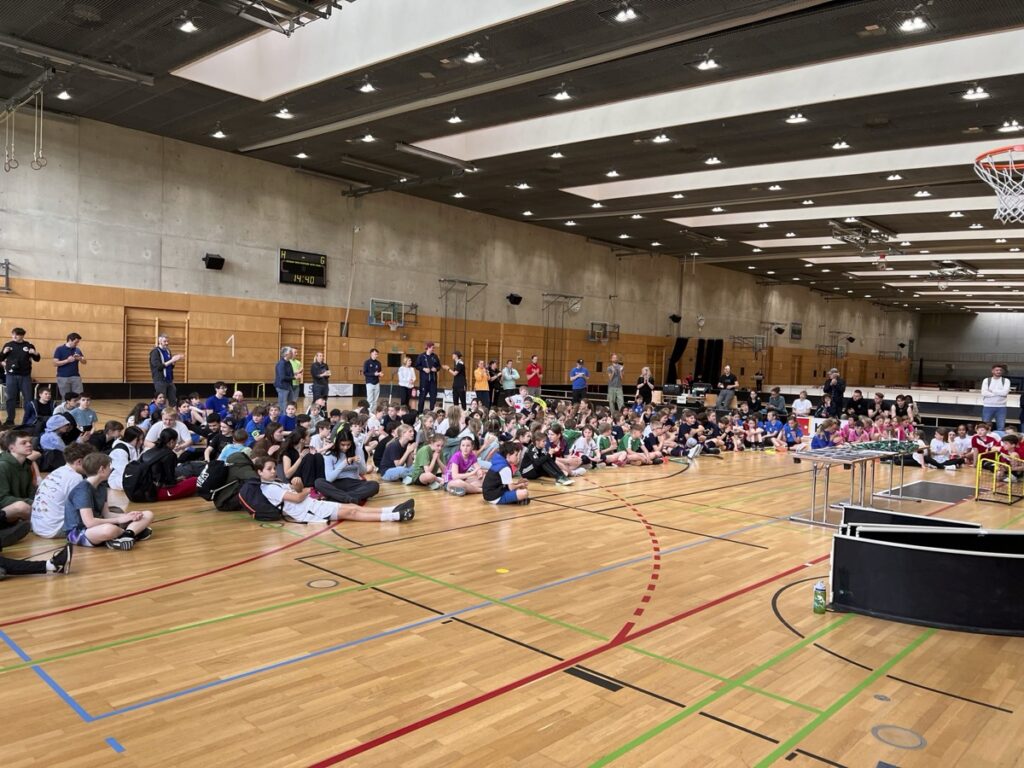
[402,474,415,486]
[944,464,958,471]
[393,498,416,522]
[571,468,587,477]
[555,476,574,486]
[429,480,443,491]
[517,498,531,505]
[105,536,135,551]
[134,527,154,542]
[687,444,703,459]
[448,486,467,497]
[49,544,73,574]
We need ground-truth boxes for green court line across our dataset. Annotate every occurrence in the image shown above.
[999,509,1024,529]
[284,526,822,716]
[753,628,934,767]
[0,575,408,675]
[589,616,853,766]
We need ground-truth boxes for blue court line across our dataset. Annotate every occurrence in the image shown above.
[105,736,126,753]
[0,630,94,722]
[81,516,781,720]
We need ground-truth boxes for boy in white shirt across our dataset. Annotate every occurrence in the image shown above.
[109,426,145,491]
[791,391,813,417]
[31,443,94,538]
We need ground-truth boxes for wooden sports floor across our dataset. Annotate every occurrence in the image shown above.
[5,400,1024,768]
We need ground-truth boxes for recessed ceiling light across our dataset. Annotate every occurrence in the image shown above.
[463,49,485,64]
[752,248,762,253]
[711,206,725,212]
[847,289,854,293]
[900,241,912,246]
[786,112,808,124]
[949,211,963,217]
[844,217,858,223]
[757,223,769,228]
[802,199,815,205]
[358,77,378,94]
[1012,247,1022,252]
[963,85,989,101]
[696,54,719,71]
[513,182,531,190]
[785,232,797,237]
[447,110,463,124]
[969,223,984,229]
[821,268,831,273]
[606,169,620,178]
[552,86,573,101]
[886,173,902,181]
[833,287,840,291]
[651,133,671,144]
[522,210,533,216]
[275,107,294,119]
[564,220,577,226]
[768,184,782,191]
[549,151,564,159]
[713,236,726,243]
[748,265,756,269]
[56,89,72,101]
[465,166,479,173]
[999,120,1022,133]
[996,238,1008,243]
[631,214,643,219]
[766,270,776,275]
[793,277,801,281]
[832,139,851,150]
[705,156,722,165]
[914,190,931,197]
[453,192,466,199]
[671,193,685,199]
[177,16,198,33]
[613,3,639,22]
[690,251,700,256]
[899,14,929,33]
[821,245,832,250]
[360,133,376,143]
[865,294,872,298]
[919,250,930,254]
[295,152,308,159]
[211,126,226,139]
[591,202,604,209]
[651,241,662,247]
[618,233,630,239]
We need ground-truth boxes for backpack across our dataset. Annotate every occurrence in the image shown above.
[196,460,231,501]
[237,479,284,522]
[121,456,158,503]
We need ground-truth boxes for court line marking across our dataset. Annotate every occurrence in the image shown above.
[752,629,935,767]
[105,736,126,754]
[588,616,854,767]
[0,630,93,722]
[0,521,341,628]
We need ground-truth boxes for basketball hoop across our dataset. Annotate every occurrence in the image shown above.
[387,320,399,332]
[599,336,609,345]
[974,145,1024,223]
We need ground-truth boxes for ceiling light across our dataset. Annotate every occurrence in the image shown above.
[275,107,294,119]
[802,199,815,205]
[996,238,1008,243]
[360,133,376,143]
[619,234,630,239]
[822,245,832,250]
[970,223,984,229]
[1012,248,1022,252]
[766,271,775,275]
[998,120,1022,133]
[564,220,577,226]
[786,112,808,124]
[864,294,872,298]
[832,139,850,150]
[696,54,719,71]
[887,173,902,181]
[211,126,226,139]
[949,211,963,217]
[844,217,858,223]
[757,223,769,229]
[651,133,671,144]
[963,85,989,101]
[821,268,831,273]
[671,193,685,199]
[606,169,620,178]
[914,190,931,197]
[714,236,726,242]
[748,265,756,269]
[899,15,929,33]
[711,206,725,212]
[613,3,639,23]
[177,16,199,33]
[552,86,573,101]
[295,152,308,159]
[768,184,782,191]
[523,210,533,216]
[793,277,801,281]
[358,77,378,94]
[631,214,643,219]
[705,156,722,165]
[847,290,854,294]
[463,49,485,64]
[752,248,762,253]
[513,182,531,190]
[453,192,466,199]
[447,110,463,124]
[900,241,912,246]
[690,251,700,256]
[785,232,797,238]
[651,241,662,247]
[56,89,72,101]
[591,202,604,209]
[549,151,564,159]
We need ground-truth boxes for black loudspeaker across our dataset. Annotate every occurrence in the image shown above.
[387,353,402,368]
[203,253,225,270]
[506,293,523,305]
[669,313,682,323]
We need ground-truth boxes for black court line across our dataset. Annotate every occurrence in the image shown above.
[296,559,846,767]
[333,531,364,547]
[770,578,1013,714]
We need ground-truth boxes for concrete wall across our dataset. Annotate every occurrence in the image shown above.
[1,116,917,351]
[917,312,1022,384]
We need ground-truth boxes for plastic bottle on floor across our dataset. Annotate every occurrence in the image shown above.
[813,580,827,614]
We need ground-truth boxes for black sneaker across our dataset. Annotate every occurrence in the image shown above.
[105,536,135,551]
[517,498,531,505]
[50,544,73,574]
[0,566,6,580]
[134,528,154,542]
[393,498,416,522]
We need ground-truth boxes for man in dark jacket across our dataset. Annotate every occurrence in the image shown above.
[149,334,184,406]
[1,328,41,425]
[274,347,295,412]
[415,342,441,414]
[823,368,846,418]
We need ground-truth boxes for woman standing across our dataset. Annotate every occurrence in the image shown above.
[636,366,655,405]
[397,355,416,408]
[473,360,490,408]
[310,352,331,403]
[444,351,467,409]
[487,360,502,409]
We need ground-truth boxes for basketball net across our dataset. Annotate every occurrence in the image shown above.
[387,321,399,332]
[975,144,1024,224]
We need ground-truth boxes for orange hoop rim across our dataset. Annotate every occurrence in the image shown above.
[975,144,1024,171]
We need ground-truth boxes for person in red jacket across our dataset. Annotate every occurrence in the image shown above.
[526,355,543,397]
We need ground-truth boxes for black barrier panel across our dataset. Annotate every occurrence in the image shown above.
[855,528,1024,556]
[832,535,1024,635]
[841,506,980,529]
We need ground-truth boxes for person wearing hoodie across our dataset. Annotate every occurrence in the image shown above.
[0,431,36,534]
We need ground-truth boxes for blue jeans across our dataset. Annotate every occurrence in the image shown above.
[382,466,410,482]
[276,384,295,412]
[5,374,32,423]
[982,405,1007,432]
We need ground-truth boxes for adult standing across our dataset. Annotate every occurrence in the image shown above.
[397,356,416,408]
[753,369,765,393]
[569,358,590,404]
[53,332,86,399]
[415,342,441,413]
[981,364,1011,431]
[716,365,737,411]
[444,351,467,408]
[273,347,295,412]
[607,353,625,413]
[289,350,303,399]
[636,366,655,405]
[823,368,846,418]
[362,348,383,411]
[149,334,183,407]
[526,355,543,397]
[500,359,520,407]
[1,328,40,426]
[473,360,490,408]
[310,351,331,403]
[487,360,502,408]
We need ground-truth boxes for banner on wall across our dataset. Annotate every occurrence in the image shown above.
[303,383,354,398]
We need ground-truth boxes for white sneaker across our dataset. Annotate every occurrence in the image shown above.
[571,468,587,477]
[944,464,958,471]
[687,444,703,459]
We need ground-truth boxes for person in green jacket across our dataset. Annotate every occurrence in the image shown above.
[0,430,36,526]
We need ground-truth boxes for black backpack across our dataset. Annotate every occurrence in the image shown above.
[237,479,284,522]
[121,455,158,503]
[196,460,231,501]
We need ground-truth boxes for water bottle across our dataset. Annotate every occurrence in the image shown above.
[813,580,827,614]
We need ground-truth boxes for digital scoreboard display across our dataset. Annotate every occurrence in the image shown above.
[279,249,326,287]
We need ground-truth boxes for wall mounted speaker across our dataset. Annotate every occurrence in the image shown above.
[203,253,225,270]
[669,313,682,323]
[506,293,523,305]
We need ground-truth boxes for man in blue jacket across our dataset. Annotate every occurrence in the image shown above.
[274,347,295,412]
[415,342,441,413]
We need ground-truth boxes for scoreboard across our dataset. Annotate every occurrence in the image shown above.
[279,249,326,287]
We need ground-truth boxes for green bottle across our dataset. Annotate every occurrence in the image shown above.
[813,580,827,614]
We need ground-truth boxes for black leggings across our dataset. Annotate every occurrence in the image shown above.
[0,555,46,575]
[522,453,564,480]
[453,386,467,409]
[314,477,380,504]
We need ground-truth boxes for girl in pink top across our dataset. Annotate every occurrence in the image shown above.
[838,415,859,444]
[444,436,484,496]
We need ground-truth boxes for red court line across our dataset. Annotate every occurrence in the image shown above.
[307,551,831,767]
[0,522,339,629]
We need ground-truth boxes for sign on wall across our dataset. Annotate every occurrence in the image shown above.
[279,249,327,287]
[790,322,802,341]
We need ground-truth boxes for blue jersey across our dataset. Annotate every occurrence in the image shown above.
[760,419,783,436]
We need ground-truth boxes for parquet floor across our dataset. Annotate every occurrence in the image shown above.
[3,400,1024,767]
